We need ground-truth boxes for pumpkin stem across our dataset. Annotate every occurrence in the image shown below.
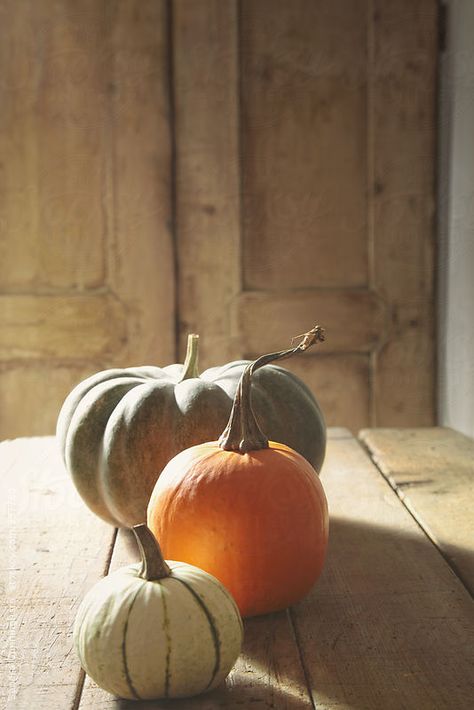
[179,333,200,381]
[132,524,171,580]
[218,326,325,454]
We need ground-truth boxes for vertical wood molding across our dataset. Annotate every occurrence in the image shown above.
[174,0,241,366]
[106,0,175,366]
[367,0,377,427]
[370,0,438,426]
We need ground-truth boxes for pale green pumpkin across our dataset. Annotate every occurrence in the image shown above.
[57,334,326,527]
[74,525,243,700]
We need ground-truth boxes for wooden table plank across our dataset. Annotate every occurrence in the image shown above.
[359,427,474,595]
[0,437,116,710]
[292,434,474,709]
[4,429,473,709]
[79,528,314,709]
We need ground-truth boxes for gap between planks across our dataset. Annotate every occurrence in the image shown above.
[359,427,474,599]
[71,528,119,710]
[292,433,474,709]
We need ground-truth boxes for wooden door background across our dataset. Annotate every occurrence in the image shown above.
[0,0,438,439]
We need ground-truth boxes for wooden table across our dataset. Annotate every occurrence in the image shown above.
[2,427,473,709]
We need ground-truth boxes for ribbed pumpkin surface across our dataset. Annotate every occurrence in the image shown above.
[57,359,325,526]
[148,441,329,617]
[74,560,243,699]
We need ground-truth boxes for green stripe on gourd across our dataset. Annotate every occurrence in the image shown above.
[173,577,222,690]
[159,582,172,698]
[121,585,143,700]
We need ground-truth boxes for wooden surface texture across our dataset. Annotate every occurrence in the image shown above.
[360,426,474,596]
[1,427,473,709]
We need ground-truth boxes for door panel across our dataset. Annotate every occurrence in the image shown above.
[0,0,174,439]
[0,0,437,438]
[241,0,368,290]
[175,0,437,431]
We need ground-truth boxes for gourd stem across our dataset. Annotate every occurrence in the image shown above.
[218,326,325,454]
[179,334,200,381]
[133,524,171,580]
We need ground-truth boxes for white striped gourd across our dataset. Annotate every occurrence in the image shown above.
[73,525,243,699]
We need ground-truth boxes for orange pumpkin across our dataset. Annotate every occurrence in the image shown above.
[147,327,329,617]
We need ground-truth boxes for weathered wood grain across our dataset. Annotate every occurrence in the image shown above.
[370,0,438,426]
[359,426,474,596]
[284,354,370,434]
[292,434,474,709]
[0,0,107,292]
[0,437,116,710]
[79,529,313,709]
[0,0,175,440]
[235,289,386,354]
[3,430,472,708]
[0,0,439,439]
[0,294,127,361]
[105,0,175,367]
[0,363,101,439]
[240,0,368,290]
[174,0,241,368]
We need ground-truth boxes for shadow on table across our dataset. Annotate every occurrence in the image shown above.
[285,516,474,710]
[95,517,473,710]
